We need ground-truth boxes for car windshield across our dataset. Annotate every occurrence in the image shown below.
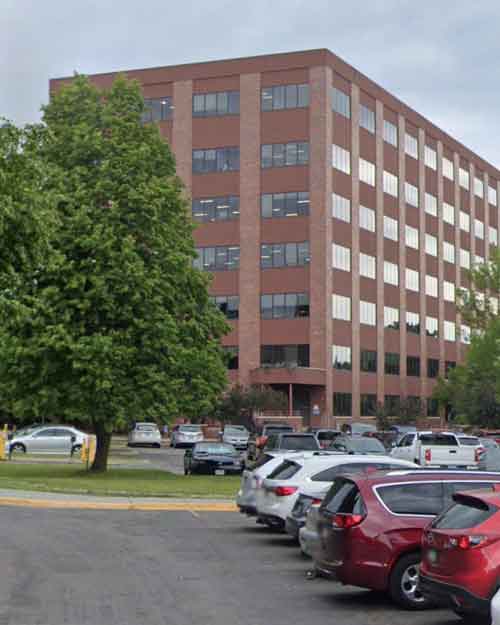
[458,437,480,446]
[195,443,235,455]
[345,438,385,453]
[180,425,201,432]
[280,435,319,450]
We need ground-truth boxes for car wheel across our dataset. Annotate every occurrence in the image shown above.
[154,443,161,449]
[389,553,431,610]
[10,443,26,454]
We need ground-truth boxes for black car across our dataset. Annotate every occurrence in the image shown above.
[184,442,242,475]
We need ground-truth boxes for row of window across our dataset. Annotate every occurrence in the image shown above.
[261,344,310,368]
[333,392,439,417]
[192,192,310,222]
[194,243,310,271]
[212,293,310,320]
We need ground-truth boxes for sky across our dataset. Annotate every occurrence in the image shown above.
[2,0,500,166]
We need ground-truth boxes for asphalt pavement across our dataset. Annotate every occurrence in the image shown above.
[0,506,461,625]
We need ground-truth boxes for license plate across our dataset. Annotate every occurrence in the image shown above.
[427,549,438,564]
[215,469,225,476]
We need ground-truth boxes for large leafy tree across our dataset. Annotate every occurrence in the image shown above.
[0,77,228,470]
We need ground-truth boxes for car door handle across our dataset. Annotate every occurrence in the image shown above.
[449,450,457,453]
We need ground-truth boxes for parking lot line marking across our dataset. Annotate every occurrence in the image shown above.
[0,497,238,512]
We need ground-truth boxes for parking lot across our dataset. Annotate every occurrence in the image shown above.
[0,505,459,625]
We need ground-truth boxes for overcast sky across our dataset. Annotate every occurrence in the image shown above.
[2,0,500,166]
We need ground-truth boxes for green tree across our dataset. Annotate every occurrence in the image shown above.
[213,384,288,429]
[0,77,228,471]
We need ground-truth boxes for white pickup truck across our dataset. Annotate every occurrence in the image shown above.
[390,431,483,469]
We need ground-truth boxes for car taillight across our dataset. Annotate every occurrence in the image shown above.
[311,498,322,505]
[332,513,365,529]
[425,448,432,463]
[449,535,487,550]
[274,486,298,497]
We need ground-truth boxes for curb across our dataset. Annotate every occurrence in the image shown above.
[0,497,238,512]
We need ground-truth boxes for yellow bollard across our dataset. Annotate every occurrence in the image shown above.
[88,436,96,465]
[80,438,89,463]
[0,435,7,461]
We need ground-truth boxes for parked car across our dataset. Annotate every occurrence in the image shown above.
[341,422,377,436]
[247,423,294,461]
[170,424,204,448]
[263,432,320,453]
[8,425,87,455]
[184,442,242,475]
[329,435,386,455]
[420,487,500,621]
[299,499,322,558]
[314,470,500,610]
[286,457,418,542]
[221,425,249,450]
[391,431,483,469]
[127,422,161,448]
[310,428,342,448]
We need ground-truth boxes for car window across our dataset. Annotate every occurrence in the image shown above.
[54,429,73,437]
[33,429,55,437]
[458,437,480,446]
[323,478,365,515]
[419,434,458,446]
[350,438,385,453]
[265,435,278,449]
[136,424,157,432]
[267,460,301,480]
[252,453,275,469]
[377,482,444,515]
[398,434,415,447]
[279,435,319,451]
[445,481,499,498]
[433,496,497,530]
[311,463,368,482]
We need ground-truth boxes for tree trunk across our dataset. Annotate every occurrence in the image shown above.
[90,421,112,472]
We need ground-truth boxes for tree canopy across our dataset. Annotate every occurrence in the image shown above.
[0,76,229,470]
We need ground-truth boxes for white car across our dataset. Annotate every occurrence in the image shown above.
[128,422,161,448]
[8,425,87,455]
[170,424,204,448]
[257,454,419,529]
[222,425,249,450]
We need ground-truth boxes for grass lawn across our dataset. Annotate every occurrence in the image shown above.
[0,464,240,499]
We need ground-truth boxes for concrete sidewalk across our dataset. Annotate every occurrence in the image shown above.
[0,489,238,511]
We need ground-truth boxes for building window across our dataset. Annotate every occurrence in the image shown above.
[427,358,439,378]
[406,311,420,334]
[359,158,375,186]
[193,91,239,117]
[194,246,240,271]
[459,210,470,232]
[443,202,455,225]
[359,205,375,232]
[142,97,173,122]
[332,144,351,174]
[360,350,377,373]
[360,253,376,279]
[443,241,455,264]
[333,392,352,416]
[331,88,350,118]
[384,215,399,241]
[193,147,240,173]
[405,182,419,207]
[261,84,309,111]
[489,226,498,246]
[461,324,471,345]
[443,156,454,180]
[489,185,498,206]
[444,320,456,342]
[261,344,310,368]
[383,170,398,197]
[192,196,239,222]
[445,361,456,377]
[384,261,399,286]
[223,346,239,370]
[460,248,471,269]
[261,192,310,218]
[261,242,310,268]
[332,345,352,370]
[360,300,376,326]
[332,193,351,222]
[459,167,470,190]
[360,104,375,133]
[210,295,239,319]
[261,142,309,168]
[475,219,485,240]
[424,145,437,170]
[384,306,399,330]
[425,193,438,217]
[427,398,439,417]
[332,294,351,321]
[426,316,438,337]
[360,394,377,417]
[425,234,438,257]
[385,395,400,416]
[385,352,400,375]
[332,243,351,271]
[443,281,455,302]
[405,225,419,249]
[425,275,438,298]
[406,268,419,292]
[407,356,421,377]
[474,176,484,198]
[261,293,309,319]
[405,133,418,159]
[383,119,398,146]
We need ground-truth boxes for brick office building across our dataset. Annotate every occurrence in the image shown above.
[50,49,500,428]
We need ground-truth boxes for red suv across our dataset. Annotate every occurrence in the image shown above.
[420,488,500,621]
[314,470,500,609]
